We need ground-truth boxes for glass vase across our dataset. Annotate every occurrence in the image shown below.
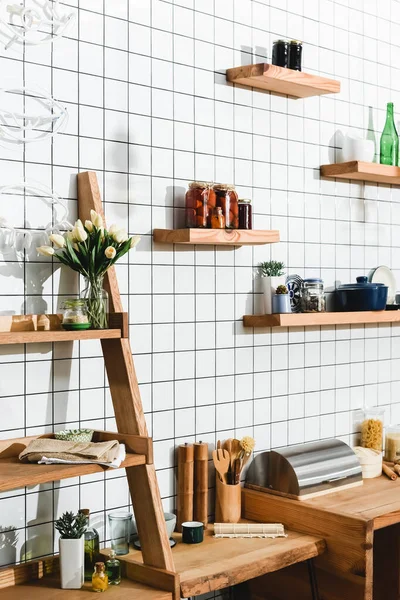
[82,277,109,329]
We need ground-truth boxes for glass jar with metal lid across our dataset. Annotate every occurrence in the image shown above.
[238,198,252,230]
[301,278,325,313]
[185,181,216,228]
[214,184,239,229]
[289,40,302,71]
[272,39,289,68]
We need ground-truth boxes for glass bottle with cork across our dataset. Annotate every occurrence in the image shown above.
[106,549,121,585]
[79,509,100,581]
[380,102,399,166]
[92,562,108,592]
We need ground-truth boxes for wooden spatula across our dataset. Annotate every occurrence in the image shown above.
[212,448,230,484]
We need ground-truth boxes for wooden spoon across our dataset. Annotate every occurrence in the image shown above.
[212,448,230,484]
[230,439,241,469]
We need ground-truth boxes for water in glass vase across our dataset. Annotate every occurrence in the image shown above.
[82,277,109,329]
[380,102,399,165]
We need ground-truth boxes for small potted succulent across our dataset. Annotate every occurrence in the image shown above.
[258,261,286,314]
[272,285,291,314]
[55,511,88,589]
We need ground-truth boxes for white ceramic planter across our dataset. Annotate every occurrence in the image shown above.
[59,536,84,589]
[261,276,285,314]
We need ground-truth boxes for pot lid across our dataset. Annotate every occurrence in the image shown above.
[337,276,387,290]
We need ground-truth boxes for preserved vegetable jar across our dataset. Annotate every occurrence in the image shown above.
[214,184,239,229]
[301,278,325,313]
[185,182,215,228]
[238,198,252,229]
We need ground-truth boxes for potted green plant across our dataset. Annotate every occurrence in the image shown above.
[258,261,285,314]
[272,284,291,314]
[55,511,88,589]
[37,211,140,329]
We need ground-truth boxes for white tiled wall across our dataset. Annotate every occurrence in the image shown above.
[1,0,400,580]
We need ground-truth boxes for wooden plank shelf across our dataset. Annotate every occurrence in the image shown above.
[226,63,340,98]
[105,525,325,598]
[0,431,152,492]
[153,228,280,246]
[0,312,127,344]
[243,311,400,328]
[320,161,400,184]
[0,578,173,600]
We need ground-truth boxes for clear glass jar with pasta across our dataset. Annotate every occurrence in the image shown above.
[361,407,384,452]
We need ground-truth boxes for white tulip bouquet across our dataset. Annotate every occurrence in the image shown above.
[37,210,140,328]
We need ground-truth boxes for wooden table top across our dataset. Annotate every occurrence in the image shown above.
[302,475,400,529]
[116,526,325,598]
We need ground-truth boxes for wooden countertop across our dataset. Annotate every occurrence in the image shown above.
[303,475,400,529]
[108,525,325,598]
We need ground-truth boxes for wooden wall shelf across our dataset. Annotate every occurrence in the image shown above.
[243,311,400,328]
[153,229,280,246]
[0,312,128,344]
[0,431,151,492]
[320,161,400,184]
[226,63,340,98]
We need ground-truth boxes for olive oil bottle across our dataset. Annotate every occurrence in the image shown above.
[79,509,100,581]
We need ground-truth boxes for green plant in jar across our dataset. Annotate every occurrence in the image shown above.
[275,285,288,295]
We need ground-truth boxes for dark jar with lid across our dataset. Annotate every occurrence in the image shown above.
[238,199,252,230]
[214,184,239,229]
[272,39,289,68]
[185,182,216,228]
[289,40,302,71]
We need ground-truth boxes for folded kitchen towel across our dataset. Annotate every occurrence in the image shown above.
[38,443,126,469]
[19,438,121,466]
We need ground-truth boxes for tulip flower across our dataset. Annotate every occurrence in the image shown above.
[66,231,76,242]
[37,245,55,256]
[108,224,118,235]
[130,235,141,249]
[73,226,88,243]
[49,233,65,248]
[90,210,103,228]
[105,246,116,259]
[113,228,128,243]
[74,219,84,229]
[85,220,93,232]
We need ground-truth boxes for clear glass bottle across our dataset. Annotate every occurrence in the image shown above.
[92,562,108,592]
[106,549,121,585]
[380,102,399,166]
[301,278,326,313]
[79,509,100,581]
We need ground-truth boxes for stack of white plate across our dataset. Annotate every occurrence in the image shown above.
[354,446,382,479]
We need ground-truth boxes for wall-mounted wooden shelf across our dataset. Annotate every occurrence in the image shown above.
[243,311,400,328]
[0,431,151,492]
[0,312,127,344]
[153,229,280,246]
[226,63,340,98]
[320,161,400,185]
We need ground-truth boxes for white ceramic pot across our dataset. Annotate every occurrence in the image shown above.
[59,536,84,589]
[261,276,285,314]
[342,134,375,163]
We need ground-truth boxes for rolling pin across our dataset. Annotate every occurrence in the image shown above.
[193,441,208,528]
[177,443,194,532]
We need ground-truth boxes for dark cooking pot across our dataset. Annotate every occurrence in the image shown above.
[335,276,388,311]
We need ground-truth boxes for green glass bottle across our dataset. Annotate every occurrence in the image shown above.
[380,102,399,165]
[79,509,100,581]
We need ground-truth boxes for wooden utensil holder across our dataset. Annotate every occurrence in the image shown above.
[215,476,241,523]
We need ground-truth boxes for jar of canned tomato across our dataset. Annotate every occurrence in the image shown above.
[214,184,239,229]
[185,182,216,228]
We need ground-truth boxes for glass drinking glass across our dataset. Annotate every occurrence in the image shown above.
[108,512,132,555]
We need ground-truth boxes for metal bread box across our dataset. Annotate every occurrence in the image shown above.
[245,439,363,500]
